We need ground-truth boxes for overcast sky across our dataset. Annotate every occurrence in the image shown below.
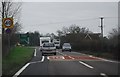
[21,2,118,36]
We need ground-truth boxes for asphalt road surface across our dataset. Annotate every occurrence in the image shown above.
[14,47,119,77]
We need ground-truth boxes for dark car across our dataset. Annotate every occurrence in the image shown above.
[62,43,71,52]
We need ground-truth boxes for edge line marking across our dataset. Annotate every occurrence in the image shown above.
[14,63,30,76]
[79,61,94,69]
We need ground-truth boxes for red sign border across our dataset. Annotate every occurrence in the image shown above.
[2,18,13,28]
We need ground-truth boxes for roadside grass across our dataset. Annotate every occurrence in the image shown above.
[2,46,34,75]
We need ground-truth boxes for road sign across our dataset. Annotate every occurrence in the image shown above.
[5,28,11,34]
[2,18,14,28]
[20,34,29,45]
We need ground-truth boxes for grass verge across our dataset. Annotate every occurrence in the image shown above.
[2,46,34,75]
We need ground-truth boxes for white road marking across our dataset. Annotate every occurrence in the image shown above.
[47,56,65,60]
[68,56,74,59]
[13,53,45,76]
[47,56,50,60]
[89,55,93,57]
[14,63,30,76]
[34,49,36,56]
[30,56,45,64]
[79,61,94,69]
[62,56,65,59]
[41,56,45,62]
[100,73,107,77]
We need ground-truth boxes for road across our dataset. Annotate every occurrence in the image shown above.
[14,47,119,77]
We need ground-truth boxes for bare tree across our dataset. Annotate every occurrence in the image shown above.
[0,0,22,34]
[68,24,81,33]
[62,26,69,35]
[56,30,63,37]
[56,24,91,36]
[108,27,119,39]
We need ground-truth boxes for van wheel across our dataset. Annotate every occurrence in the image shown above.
[54,52,56,55]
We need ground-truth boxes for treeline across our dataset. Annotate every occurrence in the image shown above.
[60,33,101,51]
[57,24,101,51]
[27,31,40,46]
[57,24,119,60]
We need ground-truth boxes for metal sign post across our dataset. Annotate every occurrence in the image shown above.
[2,18,14,51]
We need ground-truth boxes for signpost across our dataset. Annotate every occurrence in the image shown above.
[5,28,11,34]
[2,18,14,52]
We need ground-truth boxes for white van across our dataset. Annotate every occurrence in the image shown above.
[40,37,51,50]
[53,39,60,49]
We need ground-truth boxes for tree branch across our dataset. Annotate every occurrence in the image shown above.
[11,3,21,18]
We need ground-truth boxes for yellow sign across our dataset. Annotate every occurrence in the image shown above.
[2,18,14,28]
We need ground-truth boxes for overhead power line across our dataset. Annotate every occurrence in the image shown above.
[38,17,99,26]
[37,16,118,26]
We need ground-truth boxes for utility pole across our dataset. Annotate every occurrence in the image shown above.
[100,17,104,38]
[2,2,5,34]
[99,17,104,51]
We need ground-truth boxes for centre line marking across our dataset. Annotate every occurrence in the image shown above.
[100,73,107,77]
[34,49,36,56]
[14,63,30,76]
[79,61,94,69]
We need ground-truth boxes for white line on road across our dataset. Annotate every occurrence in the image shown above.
[47,56,49,60]
[68,56,75,59]
[30,56,45,64]
[13,53,45,76]
[13,63,30,76]
[100,73,108,77]
[62,56,65,59]
[41,56,45,62]
[34,49,36,56]
[79,61,94,69]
